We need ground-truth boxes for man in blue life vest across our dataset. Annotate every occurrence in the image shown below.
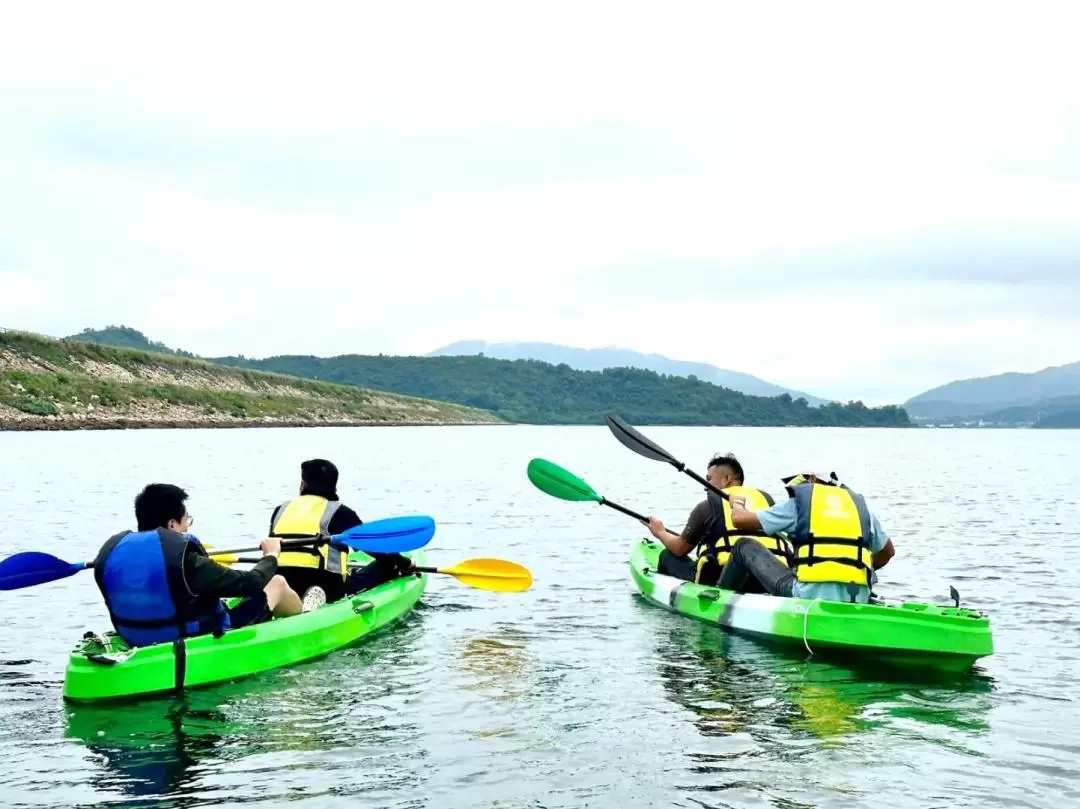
[93,483,303,647]
[645,453,791,589]
[725,472,896,603]
[268,458,414,611]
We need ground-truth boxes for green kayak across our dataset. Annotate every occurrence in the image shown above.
[63,549,427,703]
[630,539,992,672]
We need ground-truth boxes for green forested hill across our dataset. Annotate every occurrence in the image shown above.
[210,353,911,427]
[65,326,198,357]
[66,326,912,426]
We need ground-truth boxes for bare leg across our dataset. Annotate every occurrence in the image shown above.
[264,575,303,618]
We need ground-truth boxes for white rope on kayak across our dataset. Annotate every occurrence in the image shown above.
[802,598,821,657]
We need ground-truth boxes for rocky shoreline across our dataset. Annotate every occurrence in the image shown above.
[0,416,506,432]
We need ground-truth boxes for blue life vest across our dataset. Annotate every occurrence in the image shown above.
[94,528,231,647]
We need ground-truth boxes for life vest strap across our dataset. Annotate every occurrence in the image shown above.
[802,534,868,547]
[173,638,187,692]
[796,555,870,569]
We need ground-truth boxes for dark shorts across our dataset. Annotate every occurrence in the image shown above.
[656,548,766,592]
[345,553,413,595]
[226,593,271,629]
[657,549,698,582]
[717,537,795,597]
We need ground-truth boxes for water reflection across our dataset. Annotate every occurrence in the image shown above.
[456,627,533,702]
[651,612,997,793]
[65,696,227,800]
[63,622,434,806]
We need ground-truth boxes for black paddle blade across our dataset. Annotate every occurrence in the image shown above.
[604,413,683,469]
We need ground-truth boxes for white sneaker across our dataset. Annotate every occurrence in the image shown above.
[301,586,327,613]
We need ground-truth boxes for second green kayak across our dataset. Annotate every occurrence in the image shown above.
[63,549,427,703]
[630,539,992,672]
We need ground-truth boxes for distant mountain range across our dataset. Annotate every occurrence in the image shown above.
[903,361,1080,426]
[428,340,831,406]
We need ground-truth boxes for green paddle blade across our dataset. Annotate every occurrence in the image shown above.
[527,458,603,503]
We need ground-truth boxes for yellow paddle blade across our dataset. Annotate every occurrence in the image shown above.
[436,558,533,592]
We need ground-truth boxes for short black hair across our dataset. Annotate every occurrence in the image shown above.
[707,452,744,484]
[134,483,188,531]
[301,458,339,493]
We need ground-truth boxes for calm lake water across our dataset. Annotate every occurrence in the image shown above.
[0,425,1077,808]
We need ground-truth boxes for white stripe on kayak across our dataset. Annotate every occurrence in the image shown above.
[716,592,790,634]
[646,571,682,607]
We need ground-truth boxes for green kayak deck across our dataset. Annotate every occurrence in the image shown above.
[63,549,427,703]
[630,539,992,672]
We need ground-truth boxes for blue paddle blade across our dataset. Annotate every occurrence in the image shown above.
[0,551,87,591]
[332,515,436,554]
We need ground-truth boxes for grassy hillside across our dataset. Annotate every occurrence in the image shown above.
[1,329,501,430]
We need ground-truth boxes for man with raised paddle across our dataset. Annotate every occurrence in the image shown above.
[644,453,791,589]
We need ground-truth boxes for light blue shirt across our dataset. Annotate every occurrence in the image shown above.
[756,498,888,603]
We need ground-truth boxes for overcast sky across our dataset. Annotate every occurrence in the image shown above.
[2,2,1078,404]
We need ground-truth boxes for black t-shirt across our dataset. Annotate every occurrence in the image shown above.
[327,503,362,535]
[680,499,713,549]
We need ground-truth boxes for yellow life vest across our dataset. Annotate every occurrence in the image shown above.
[786,479,874,586]
[269,495,348,582]
[695,486,792,583]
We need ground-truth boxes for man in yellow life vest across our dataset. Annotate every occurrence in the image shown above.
[268,459,414,611]
[645,453,792,590]
[726,472,896,603]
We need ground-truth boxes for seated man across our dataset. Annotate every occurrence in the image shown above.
[646,453,791,588]
[269,458,413,610]
[724,472,896,603]
[94,483,302,647]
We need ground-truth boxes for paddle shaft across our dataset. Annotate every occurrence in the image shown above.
[225,558,533,593]
[190,537,322,563]
[599,497,649,524]
[228,559,487,577]
[229,556,403,569]
[678,466,730,501]
[227,560,485,579]
[48,536,320,574]
[606,414,730,501]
